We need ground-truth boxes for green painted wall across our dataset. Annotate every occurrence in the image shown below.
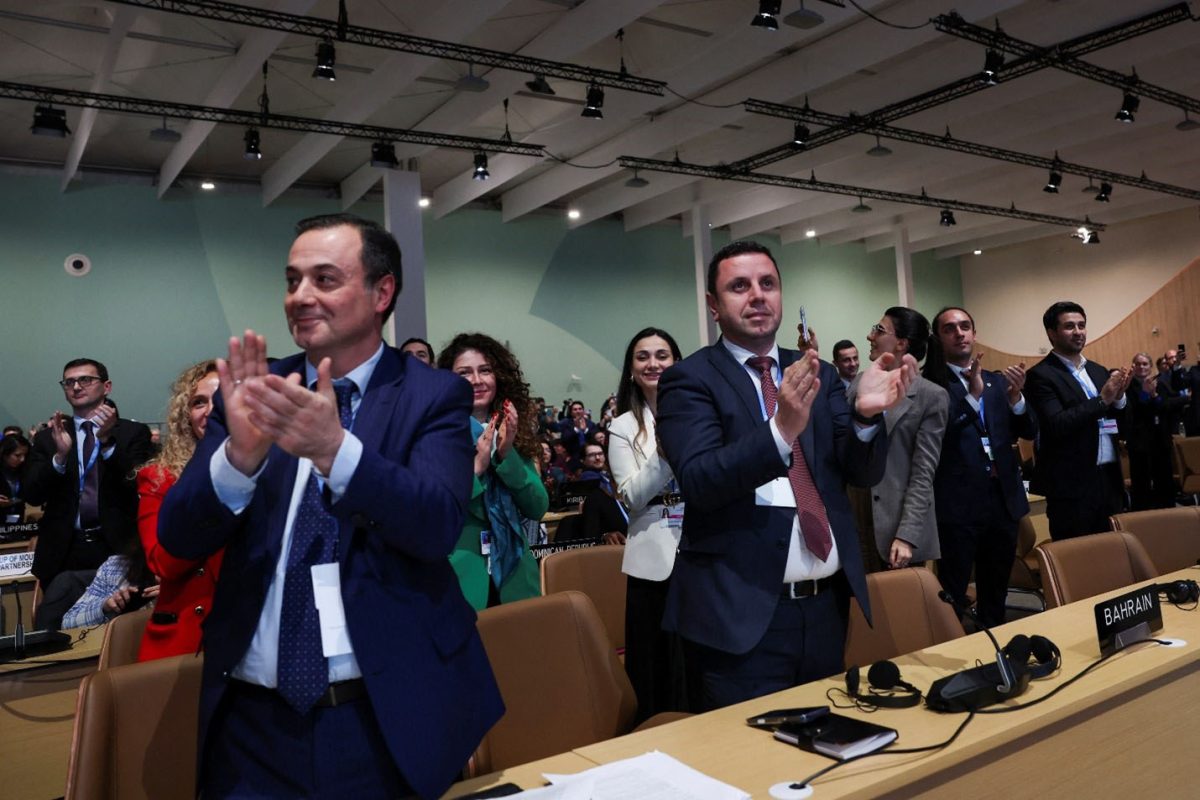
[0,172,961,427]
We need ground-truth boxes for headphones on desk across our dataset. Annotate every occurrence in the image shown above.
[844,661,922,709]
[1156,579,1200,607]
[1003,634,1061,680]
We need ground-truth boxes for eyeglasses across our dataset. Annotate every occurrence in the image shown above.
[59,376,102,389]
[868,324,894,337]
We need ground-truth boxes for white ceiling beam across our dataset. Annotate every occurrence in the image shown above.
[260,0,509,207]
[155,0,317,198]
[62,7,137,190]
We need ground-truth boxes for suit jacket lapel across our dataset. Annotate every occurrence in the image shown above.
[707,340,764,423]
[886,384,917,433]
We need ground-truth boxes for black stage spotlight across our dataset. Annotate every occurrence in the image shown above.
[1115,93,1139,123]
[939,209,957,226]
[751,0,782,30]
[582,84,605,119]
[981,49,1004,86]
[31,105,70,137]
[1044,167,1062,193]
[1074,226,1100,244]
[525,75,555,95]
[313,38,336,81]
[472,151,489,181]
[792,122,811,147]
[243,128,262,160]
[1095,182,1112,202]
[370,141,398,169]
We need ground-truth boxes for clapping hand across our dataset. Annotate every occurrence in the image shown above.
[1100,367,1133,405]
[854,353,918,418]
[495,400,518,461]
[243,357,345,476]
[1002,361,1027,406]
[217,330,272,475]
[774,350,821,442]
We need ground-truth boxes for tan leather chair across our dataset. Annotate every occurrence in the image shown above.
[540,545,626,655]
[1176,437,1200,500]
[844,567,965,669]
[469,591,682,777]
[1109,507,1200,574]
[1035,532,1158,609]
[98,604,153,669]
[66,654,203,800]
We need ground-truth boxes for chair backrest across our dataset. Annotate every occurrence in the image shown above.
[470,591,637,777]
[1035,532,1158,609]
[540,545,626,653]
[1109,507,1200,575]
[98,604,153,669]
[844,567,966,668]
[1176,437,1200,492]
[1008,514,1042,590]
[66,654,203,800]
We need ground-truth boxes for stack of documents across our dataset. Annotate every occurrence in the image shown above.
[507,751,749,800]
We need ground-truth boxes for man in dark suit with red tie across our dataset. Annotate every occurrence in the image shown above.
[655,240,915,711]
[24,359,153,603]
[158,214,502,799]
[1026,301,1131,540]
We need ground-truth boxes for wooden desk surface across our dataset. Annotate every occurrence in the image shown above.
[573,569,1200,799]
[441,752,598,798]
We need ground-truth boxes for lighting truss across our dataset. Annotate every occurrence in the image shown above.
[617,155,1106,231]
[728,3,1190,173]
[744,98,1200,202]
[104,0,666,96]
[0,81,545,158]
[934,7,1200,114]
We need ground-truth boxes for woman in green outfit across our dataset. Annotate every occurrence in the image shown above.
[438,333,549,609]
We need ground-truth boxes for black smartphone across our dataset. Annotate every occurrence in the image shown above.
[746,705,829,729]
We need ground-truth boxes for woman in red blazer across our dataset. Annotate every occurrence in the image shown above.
[136,360,224,661]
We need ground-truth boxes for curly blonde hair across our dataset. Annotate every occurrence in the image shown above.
[145,359,218,488]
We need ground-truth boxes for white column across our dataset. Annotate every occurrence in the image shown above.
[382,169,426,346]
[690,205,718,346]
[894,226,914,307]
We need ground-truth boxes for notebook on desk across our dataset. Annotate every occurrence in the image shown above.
[772,713,898,760]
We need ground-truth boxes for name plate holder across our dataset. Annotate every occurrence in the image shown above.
[1094,585,1163,657]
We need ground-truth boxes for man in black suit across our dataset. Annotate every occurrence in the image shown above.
[925,308,1037,627]
[656,240,914,711]
[1026,301,1131,540]
[23,359,153,596]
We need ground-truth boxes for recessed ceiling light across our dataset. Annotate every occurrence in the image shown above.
[973,249,982,255]
[805,229,816,238]
[567,208,581,220]
[200,180,216,191]
[418,197,431,208]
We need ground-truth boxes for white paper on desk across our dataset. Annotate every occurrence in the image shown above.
[495,777,595,799]
[310,563,353,658]
[545,751,750,800]
[755,477,795,508]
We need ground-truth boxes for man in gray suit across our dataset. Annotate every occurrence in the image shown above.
[850,308,948,570]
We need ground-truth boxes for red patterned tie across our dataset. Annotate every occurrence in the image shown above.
[748,357,833,561]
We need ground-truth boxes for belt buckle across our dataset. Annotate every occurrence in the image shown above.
[788,580,816,599]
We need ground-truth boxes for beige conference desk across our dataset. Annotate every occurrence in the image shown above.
[456,569,1200,799]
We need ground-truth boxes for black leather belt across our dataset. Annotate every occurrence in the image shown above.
[77,528,102,543]
[646,491,682,507]
[781,576,833,599]
[316,678,367,707]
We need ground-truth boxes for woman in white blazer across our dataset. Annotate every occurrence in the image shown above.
[608,327,687,719]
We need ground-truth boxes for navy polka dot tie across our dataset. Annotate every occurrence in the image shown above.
[277,381,355,713]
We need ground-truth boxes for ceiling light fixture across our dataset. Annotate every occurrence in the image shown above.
[31,105,70,137]
[1074,225,1100,244]
[472,150,489,181]
[418,197,431,208]
[792,122,811,147]
[973,249,983,255]
[980,49,1004,86]
[783,0,824,29]
[1177,110,1200,131]
[866,135,892,157]
[625,169,649,188]
[1081,177,1099,194]
[1044,164,1063,193]
[582,84,604,119]
[940,209,957,226]
[1095,182,1112,202]
[370,140,398,169]
[313,38,336,81]
[1115,92,1139,123]
[852,197,872,213]
[751,0,782,30]
[148,114,181,142]
[525,74,555,95]
[243,127,262,160]
[200,180,216,191]
[456,64,489,93]
[805,229,816,238]
[567,208,581,220]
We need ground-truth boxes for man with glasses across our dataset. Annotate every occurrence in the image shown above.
[24,359,153,614]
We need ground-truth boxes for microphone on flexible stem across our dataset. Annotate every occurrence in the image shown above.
[938,590,1017,696]
[11,580,26,657]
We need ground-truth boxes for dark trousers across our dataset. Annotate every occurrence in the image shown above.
[937,481,1018,628]
[1127,444,1177,511]
[204,681,414,799]
[1046,462,1125,540]
[624,575,688,721]
[683,585,846,712]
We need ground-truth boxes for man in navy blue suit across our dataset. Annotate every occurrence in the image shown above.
[656,240,915,711]
[158,214,502,799]
[924,308,1037,628]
